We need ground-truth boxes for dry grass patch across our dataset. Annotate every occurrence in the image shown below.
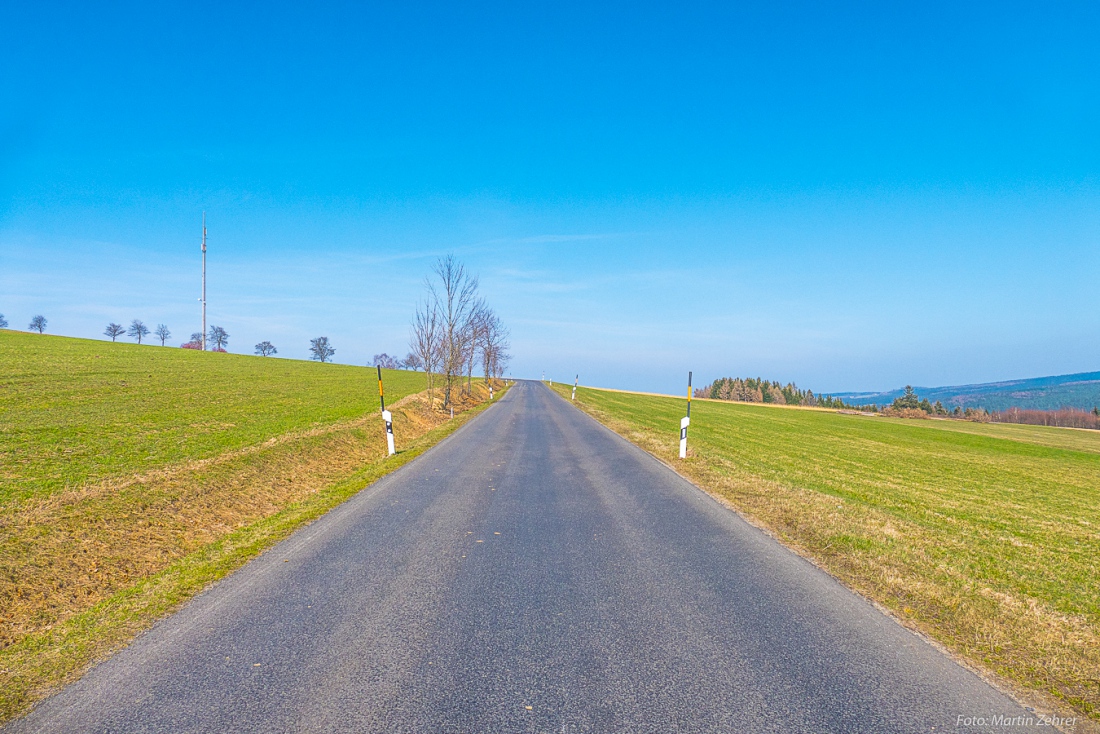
[3,416,382,647]
[0,381,504,722]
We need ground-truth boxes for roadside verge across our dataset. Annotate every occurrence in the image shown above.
[548,381,1099,732]
[0,381,508,724]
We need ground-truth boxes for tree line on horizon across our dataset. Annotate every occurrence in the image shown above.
[1,311,341,364]
[2,308,461,372]
[698,377,1100,430]
[4,261,513,395]
[0,313,48,333]
[370,352,424,371]
[990,406,1100,430]
[695,376,874,411]
[886,385,1100,428]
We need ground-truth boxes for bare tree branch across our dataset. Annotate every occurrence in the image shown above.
[410,255,509,409]
[411,298,442,405]
[309,336,335,363]
[254,340,277,356]
[104,323,124,342]
[128,319,150,344]
[372,353,398,370]
[208,326,229,351]
[427,255,480,409]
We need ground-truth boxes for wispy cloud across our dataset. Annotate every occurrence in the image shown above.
[509,233,619,244]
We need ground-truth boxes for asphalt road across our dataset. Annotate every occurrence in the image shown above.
[11,380,1039,733]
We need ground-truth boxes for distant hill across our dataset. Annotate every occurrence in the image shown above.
[832,371,1100,412]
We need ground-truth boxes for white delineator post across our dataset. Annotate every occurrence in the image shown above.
[680,371,692,459]
[383,409,395,455]
[572,374,578,401]
[378,366,395,456]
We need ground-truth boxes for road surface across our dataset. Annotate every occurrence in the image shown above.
[10,381,1038,733]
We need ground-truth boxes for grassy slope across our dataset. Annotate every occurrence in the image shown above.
[551,383,1100,722]
[2,399,496,723]
[0,331,502,722]
[0,330,425,505]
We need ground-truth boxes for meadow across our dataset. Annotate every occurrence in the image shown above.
[0,330,426,505]
[551,383,1100,724]
[0,331,500,721]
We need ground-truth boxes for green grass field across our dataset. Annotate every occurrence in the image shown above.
[551,383,1100,723]
[0,330,500,722]
[0,330,426,505]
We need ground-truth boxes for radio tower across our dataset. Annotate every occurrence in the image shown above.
[201,212,207,351]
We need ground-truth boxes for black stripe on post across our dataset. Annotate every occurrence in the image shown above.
[687,371,692,417]
[377,365,385,412]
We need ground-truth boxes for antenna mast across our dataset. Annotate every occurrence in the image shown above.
[201,212,207,351]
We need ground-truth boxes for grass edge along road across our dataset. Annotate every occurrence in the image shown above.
[549,381,1100,728]
[0,331,508,724]
[1,387,505,724]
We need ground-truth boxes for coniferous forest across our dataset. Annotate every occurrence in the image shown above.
[694,377,875,411]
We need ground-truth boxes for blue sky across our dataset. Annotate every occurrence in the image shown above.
[2,1,1098,394]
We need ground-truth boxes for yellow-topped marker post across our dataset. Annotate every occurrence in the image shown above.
[680,371,692,459]
[378,366,395,456]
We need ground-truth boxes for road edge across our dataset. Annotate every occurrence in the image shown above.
[544,381,1092,734]
[2,382,512,727]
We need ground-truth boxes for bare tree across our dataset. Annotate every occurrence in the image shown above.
[372,353,398,370]
[495,349,511,379]
[28,315,47,333]
[208,325,229,351]
[180,332,204,350]
[402,351,423,371]
[254,340,277,356]
[481,310,510,382]
[0,314,8,328]
[460,299,487,395]
[128,319,150,344]
[408,256,512,408]
[410,299,442,405]
[104,323,125,341]
[428,255,480,408]
[309,336,335,362]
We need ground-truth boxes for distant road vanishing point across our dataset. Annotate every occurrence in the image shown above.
[9,381,1033,733]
